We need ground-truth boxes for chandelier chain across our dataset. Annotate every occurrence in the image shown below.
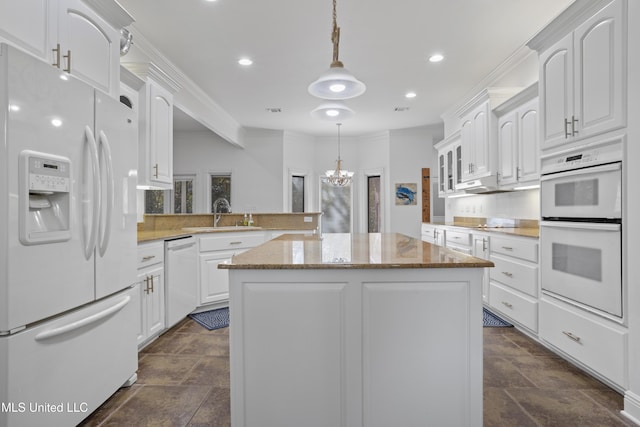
[331,0,342,67]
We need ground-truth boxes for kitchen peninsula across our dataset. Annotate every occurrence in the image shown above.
[221,233,493,427]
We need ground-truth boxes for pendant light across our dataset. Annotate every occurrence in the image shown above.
[310,101,354,121]
[308,0,366,100]
[325,123,354,187]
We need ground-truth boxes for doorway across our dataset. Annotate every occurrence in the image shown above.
[320,178,352,233]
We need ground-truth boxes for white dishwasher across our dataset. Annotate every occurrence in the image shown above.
[165,236,197,329]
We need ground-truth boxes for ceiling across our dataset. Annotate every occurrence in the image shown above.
[117,0,574,137]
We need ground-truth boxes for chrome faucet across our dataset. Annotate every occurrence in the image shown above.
[213,198,231,227]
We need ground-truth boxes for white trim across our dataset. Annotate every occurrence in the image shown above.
[623,391,640,425]
[360,168,385,233]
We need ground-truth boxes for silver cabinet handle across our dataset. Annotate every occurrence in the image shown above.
[502,271,513,278]
[562,331,581,343]
[63,49,71,73]
[52,43,61,68]
[229,241,243,245]
[501,246,513,251]
[564,118,572,138]
[144,276,150,294]
[501,301,513,309]
[482,238,487,252]
[142,255,156,262]
[571,115,579,136]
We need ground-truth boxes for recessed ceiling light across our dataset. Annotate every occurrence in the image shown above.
[238,58,253,66]
[405,92,417,99]
[429,54,444,63]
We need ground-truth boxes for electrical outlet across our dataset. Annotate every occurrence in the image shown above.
[303,216,312,223]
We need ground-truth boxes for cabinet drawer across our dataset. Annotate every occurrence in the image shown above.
[539,298,627,388]
[490,235,538,262]
[446,229,471,247]
[137,242,164,269]
[199,232,264,252]
[489,255,538,297]
[489,282,538,332]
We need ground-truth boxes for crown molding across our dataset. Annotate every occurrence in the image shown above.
[493,82,539,116]
[526,0,615,52]
[82,0,134,28]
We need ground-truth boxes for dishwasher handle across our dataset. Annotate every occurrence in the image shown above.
[166,236,196,251]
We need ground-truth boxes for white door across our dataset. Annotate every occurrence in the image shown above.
[94,91,138,299]
[3,45,95,331]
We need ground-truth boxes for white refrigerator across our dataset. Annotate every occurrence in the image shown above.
[0,44,139,426]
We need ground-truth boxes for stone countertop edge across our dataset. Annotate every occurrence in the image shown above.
[219,233,495,270]
[137,226,315,243]
[424,222,540,239]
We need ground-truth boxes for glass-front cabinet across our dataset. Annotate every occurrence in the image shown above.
[435,131,462,197]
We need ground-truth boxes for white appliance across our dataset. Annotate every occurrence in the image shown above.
[0,44,139,426]
[165,235,197,329]
[539,140,623,318]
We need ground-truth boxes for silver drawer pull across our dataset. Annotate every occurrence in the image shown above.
[502,271,513,278]
[501,301,513,309]
[501,246,513,251]
[562,331,581,343]
[141,255,156,261]
[229,241,243,245]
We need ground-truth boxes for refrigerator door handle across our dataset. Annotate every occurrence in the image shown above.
[84,126,101,260]
[34,295,131,341]
[98,130,114,257]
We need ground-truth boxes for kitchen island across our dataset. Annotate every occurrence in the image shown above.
[220,233,493,427]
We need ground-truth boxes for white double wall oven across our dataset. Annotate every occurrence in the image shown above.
[540,139,623,319]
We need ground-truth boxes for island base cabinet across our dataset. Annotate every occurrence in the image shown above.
[229,268,483,427]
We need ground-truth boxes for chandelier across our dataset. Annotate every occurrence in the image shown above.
[325,123,353,186]
[308,0,366,101]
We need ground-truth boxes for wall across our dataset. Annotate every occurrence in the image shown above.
[172,127,284,214]
[389,126,441,238]
[171,125,440,239]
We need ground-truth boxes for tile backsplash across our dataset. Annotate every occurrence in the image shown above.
[445,189,539,222]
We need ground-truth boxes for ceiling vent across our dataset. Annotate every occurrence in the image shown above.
[394,107,410,112]
[265,108,282,113]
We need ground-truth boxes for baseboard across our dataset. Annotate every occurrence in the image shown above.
[623,391,640,425]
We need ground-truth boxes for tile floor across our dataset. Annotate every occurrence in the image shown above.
[80,318,636,427]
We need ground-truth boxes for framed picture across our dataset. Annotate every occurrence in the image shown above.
[395,183,417,205]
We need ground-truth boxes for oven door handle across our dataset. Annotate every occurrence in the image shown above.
[540,221,621,232]
[540,162,621,182]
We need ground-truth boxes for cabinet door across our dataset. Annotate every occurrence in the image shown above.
[149,83,174,186]
[472,104,490,177]
[518,99,540,182]
[0,0,50,59]
[135,273,149,346]
[497,111,517,186]
[460,118,474,181]
[446,150,454,192]
[199,250,236,305]
[573,0,625,140]
[455,144,462,187]
[438,153,445,195]
[147,268,166,338]
[539,33,573,149]
[57,0,120,96]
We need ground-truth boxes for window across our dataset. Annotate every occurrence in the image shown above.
[210,174,231,212]
[144,190,168,214]
[367,175,381,232]
[320,178,351,233]
[292,175,305,212]
[173,176,194,214]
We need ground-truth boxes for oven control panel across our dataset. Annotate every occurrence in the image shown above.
[541,140,622,175]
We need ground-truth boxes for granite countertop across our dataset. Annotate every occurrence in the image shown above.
[425,219,540,238]
[219,233,494,270]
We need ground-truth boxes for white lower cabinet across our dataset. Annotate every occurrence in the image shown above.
[488,234,539,332]
[198,232,265,307]
[136,241,165,347]
[472,233,490,304]
[421,223,445,246]
[539,297,627,390]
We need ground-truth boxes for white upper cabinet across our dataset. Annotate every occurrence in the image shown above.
[460,102,490,181]
[124,62,180,189]
[0,0,133,98]
[0,0,50,59]
[435,132,461,197]
[536,0,625,150]
[495,85,540,188]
